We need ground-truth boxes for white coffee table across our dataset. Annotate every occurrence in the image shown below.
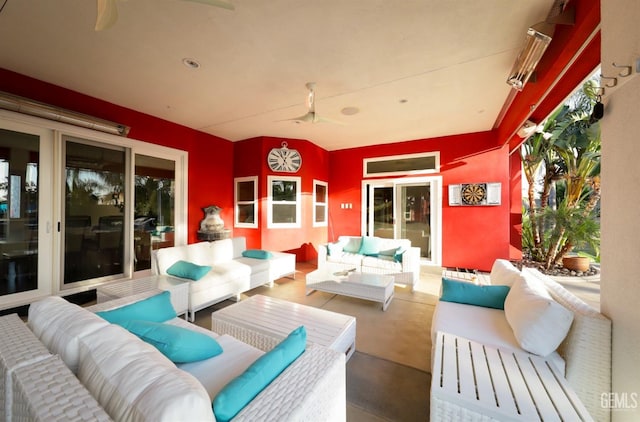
[96,274,189,318]
[211,294,356,361]
[306,267,395,311]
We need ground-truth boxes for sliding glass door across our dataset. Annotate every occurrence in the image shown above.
[63,139,127,283]
[0,112,187,310]
[0,129,40,294]
[365,177,441,264]
[0,122,54,308]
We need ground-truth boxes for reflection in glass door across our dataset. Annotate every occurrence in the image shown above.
[372,186,394,239]
[399,184,431,260]
[63,140,125,283]
[134,154,175,271]
[0,129,39,296]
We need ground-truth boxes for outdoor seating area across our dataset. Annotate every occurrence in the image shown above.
[0,290,346,421]
[151,236,296,321]
[318,235,421,291]
[0,245,613,421]
[432,260,611,421]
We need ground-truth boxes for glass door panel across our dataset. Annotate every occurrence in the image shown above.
[64,140,125,283]
[0,129,39,296]
[372,186,394,239]
[134,154,175,271]
[398,184,431,259]
[368,180,437,261]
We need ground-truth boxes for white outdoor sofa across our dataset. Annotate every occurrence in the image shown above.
[0,291,345,422]
[152,236,296,321]
[431,259,611,422]
[318,235,421,290]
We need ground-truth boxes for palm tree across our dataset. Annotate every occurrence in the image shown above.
[521,78,601,269]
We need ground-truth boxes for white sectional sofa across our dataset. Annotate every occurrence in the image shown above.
[152,237,296,321]
[317,235,421,290]
[431,259,611,422]
[0,291,345,422]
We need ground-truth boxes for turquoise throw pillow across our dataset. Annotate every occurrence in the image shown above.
[96,291,177,324]
[242,249,273,260]
[122,320,223,363]
[358,236,380,256]
[213,326,307,422]
[440,277,510,310]
[393,247,405,263]
[166,260,211,281]
[378,247,399,257]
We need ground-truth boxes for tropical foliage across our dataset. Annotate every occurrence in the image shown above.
[521,78,601,270]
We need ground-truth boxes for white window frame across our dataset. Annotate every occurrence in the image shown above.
[313,179,328,227]
[234,176,258,228]
[267,175,301,229]
[363,151,440,178]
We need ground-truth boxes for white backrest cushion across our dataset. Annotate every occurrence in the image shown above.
[28,296,109,373]
[78,324,214,422]
[231,236,247,259]
[155,243,212,275]
[490,259,521,287]
[504,272,574,356]
[209,238,234,264]
[377,237,411,251]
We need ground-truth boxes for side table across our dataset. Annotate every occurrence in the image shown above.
[96,274,189,318]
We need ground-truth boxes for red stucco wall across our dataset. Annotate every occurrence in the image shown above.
[233,136,330,260]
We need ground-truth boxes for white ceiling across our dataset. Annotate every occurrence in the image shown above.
[0,0,554,151]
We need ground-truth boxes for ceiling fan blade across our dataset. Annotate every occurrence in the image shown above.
[182,0,235,10]
[277,112,315,123]
[95,0,119,31]
[313,115,346,125]
[278,82,345,125]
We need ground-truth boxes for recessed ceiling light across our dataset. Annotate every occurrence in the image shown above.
[182,58,200,69]
[341,106,360,115]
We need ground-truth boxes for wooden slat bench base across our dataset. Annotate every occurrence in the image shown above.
[431,331,593,421]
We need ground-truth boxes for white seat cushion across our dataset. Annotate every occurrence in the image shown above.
[432,300,566,374]
[178,334,264,400]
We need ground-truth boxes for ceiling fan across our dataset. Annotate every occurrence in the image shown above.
[95,0,235,31]
[282,82,344,125]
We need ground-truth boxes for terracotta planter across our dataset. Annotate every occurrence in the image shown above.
[562,256,590,272]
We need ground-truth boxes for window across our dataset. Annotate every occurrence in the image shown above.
[267,175,300,228]
[364,152,440,177]
[235,176,257,228]
[313,179,328,227]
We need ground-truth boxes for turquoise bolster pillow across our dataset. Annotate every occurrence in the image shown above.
[122,320,223,363]
[440,277,510,310]
[167,260,212,281]
[213,326,307,422]
[241,249,273,259]
[96,290,177,324]
[358,236,380,256]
